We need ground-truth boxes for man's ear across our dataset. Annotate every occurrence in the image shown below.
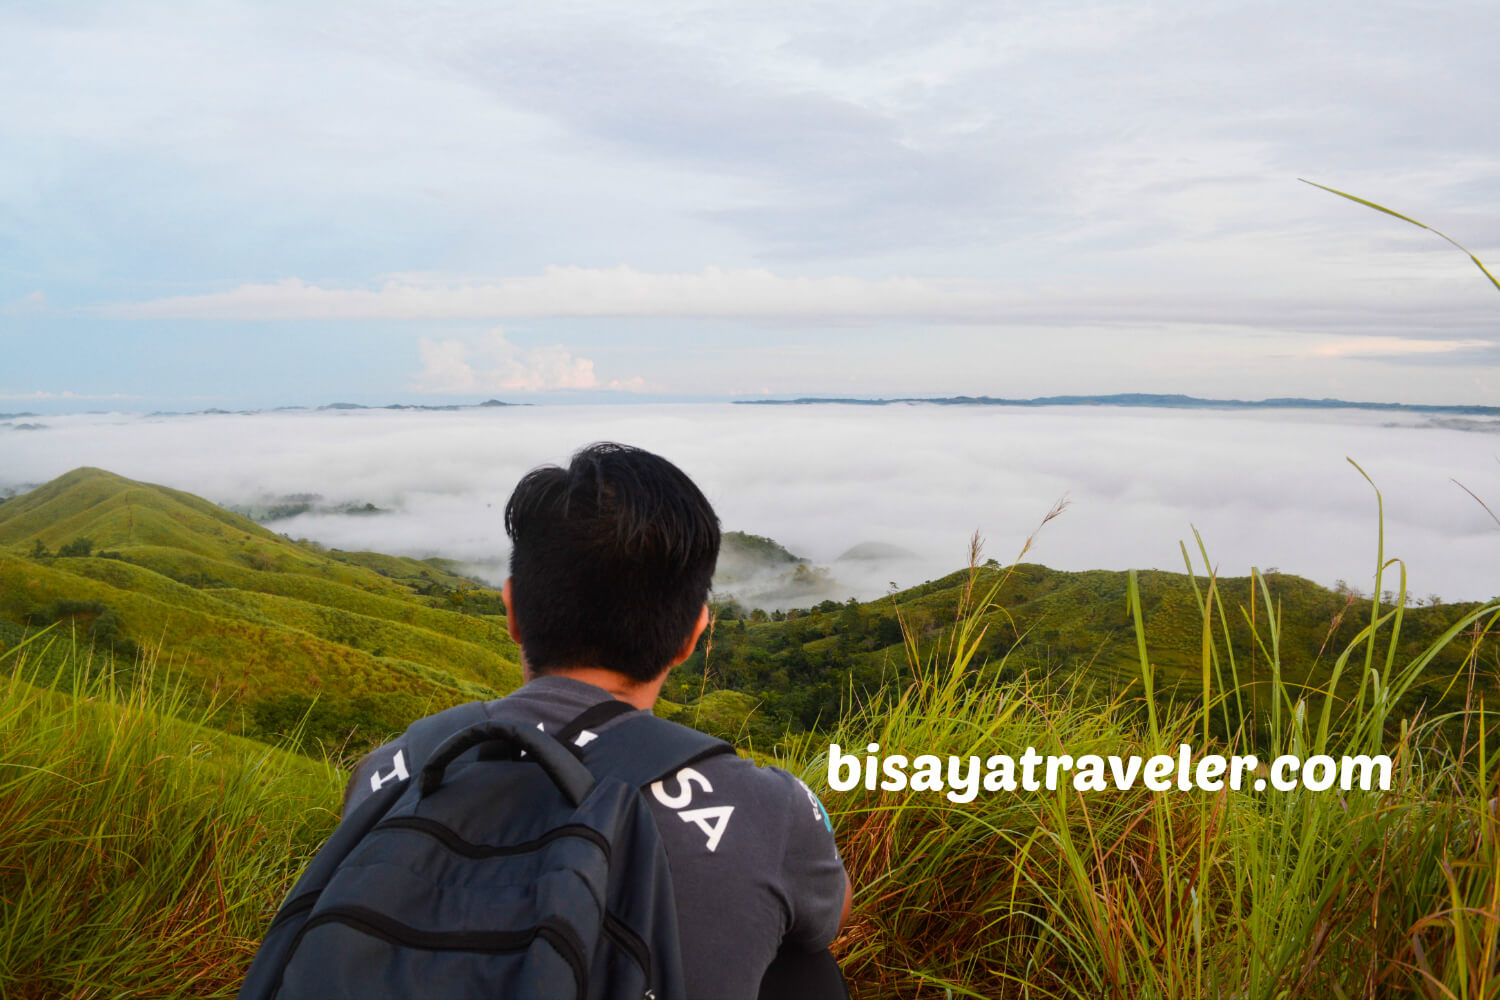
[668,604,711,668]
[501,579,523,644]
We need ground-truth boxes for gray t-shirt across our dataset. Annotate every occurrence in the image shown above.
[343,676,846,1000]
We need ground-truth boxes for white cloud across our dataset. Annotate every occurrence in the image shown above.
[411,328,599,393]
[103,270,1003,321]
[0,389,135,400]
[1306,337,1492,359]
[96,267,1499,336]
[2,291,48,315]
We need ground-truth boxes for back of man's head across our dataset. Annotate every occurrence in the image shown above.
[503,442,720,683]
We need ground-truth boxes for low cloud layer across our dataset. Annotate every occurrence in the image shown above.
[2,404,1497,605]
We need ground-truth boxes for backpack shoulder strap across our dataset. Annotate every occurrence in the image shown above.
[577,711,736,789]
[555,698,636,745]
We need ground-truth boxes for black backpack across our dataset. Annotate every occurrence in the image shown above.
[239,699,734,1000]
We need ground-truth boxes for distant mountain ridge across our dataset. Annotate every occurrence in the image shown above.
[735,392,1500,416]
[146,398,528,416]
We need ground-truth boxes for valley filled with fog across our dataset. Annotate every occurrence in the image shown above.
[3,402,1497,606]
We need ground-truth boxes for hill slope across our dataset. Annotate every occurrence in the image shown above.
[670,560,1494,735]
[0,468,521,754]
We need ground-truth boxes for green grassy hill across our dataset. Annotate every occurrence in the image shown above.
[674,560,1494,739]
[0,468,521,756]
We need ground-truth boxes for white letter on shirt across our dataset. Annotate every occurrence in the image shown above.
[651,767,713,809]
[679,805,735,852]
[369,750,409,792]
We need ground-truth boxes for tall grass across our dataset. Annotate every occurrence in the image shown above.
[3,488,1497,998]
[790,486,1500,999]
[0,632,343,1000]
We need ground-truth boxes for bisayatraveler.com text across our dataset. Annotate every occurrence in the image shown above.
[825,743,1393,803]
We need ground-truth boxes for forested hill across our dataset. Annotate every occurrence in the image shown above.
[672,563,1495,738]
[0,468,1492,755]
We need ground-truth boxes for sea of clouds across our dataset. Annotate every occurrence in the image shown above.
[2,403,1498,606]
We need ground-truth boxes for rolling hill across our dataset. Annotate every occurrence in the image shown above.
[0,467,521,755]
[669,559,1496,737]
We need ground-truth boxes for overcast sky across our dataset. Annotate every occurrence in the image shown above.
[1,1,1497,412]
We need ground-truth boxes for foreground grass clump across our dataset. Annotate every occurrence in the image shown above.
[0,638,343,999]
[786,515,1500,1000]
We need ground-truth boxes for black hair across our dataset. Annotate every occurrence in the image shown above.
[503,442,720,683]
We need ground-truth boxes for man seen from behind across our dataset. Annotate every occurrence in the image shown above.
[342,442,853,999]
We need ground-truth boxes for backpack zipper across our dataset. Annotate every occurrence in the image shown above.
[284,905,587,1000]
[603,911,654,989]
[265,891,317,934]
[376,814,611,861]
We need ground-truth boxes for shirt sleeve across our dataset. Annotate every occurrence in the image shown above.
[768,766,847,950]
